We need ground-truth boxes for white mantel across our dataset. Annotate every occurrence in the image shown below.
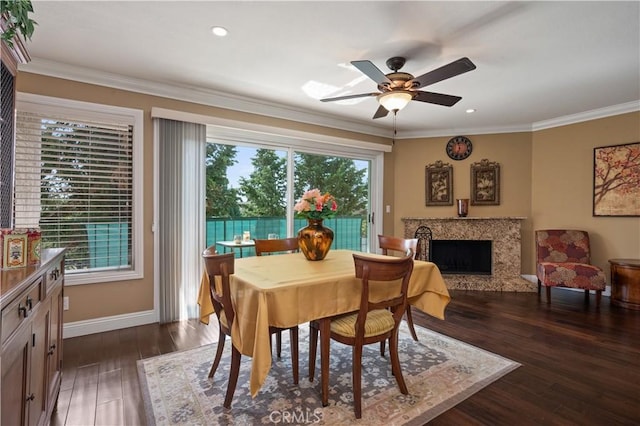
[402,217,535,292]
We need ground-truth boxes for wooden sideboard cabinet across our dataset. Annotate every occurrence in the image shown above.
[1,248,65,425]
[609,258,640,310]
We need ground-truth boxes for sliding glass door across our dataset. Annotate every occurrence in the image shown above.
[204,139,376,256]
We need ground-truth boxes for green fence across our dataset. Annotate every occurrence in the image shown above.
[206,216,365,257]
[86,223,129,268]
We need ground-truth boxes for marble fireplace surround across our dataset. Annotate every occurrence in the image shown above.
[403,217,536,292]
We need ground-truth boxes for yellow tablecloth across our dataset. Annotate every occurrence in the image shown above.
[197,249,450,397]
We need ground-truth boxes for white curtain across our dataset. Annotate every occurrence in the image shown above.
[157,118,205,323]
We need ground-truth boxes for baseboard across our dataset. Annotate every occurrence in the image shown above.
[63,309,157,339]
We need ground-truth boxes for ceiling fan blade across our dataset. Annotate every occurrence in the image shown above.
[413,91,462,107]
[351,60,392,85]
[412,57,476,88]
[321,92,379,102]
[372,105,389,119]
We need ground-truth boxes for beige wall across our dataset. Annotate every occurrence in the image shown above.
[16,72,389,323]
[391,132,534,272]
[531,112,640,275]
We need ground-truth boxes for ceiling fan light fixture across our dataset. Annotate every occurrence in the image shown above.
[378,91,413,112]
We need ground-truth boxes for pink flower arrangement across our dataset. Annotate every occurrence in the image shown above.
[293,188,338,220]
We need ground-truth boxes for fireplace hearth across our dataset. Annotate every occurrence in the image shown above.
[431,240,492,275]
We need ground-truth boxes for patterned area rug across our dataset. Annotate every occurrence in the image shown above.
[138,324,519,425]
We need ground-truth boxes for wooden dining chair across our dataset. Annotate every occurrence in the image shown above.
[308,253,414,419]
[254,237,300,357]
[254,237,299,256]
[378,235,420,353]
[202,246,299,408]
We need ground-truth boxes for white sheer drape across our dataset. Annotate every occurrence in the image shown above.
[157,118,205,323]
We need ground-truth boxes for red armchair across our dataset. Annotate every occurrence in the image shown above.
[535,229,606,307]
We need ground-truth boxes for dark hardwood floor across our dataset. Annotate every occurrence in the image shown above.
[52,289,640,425]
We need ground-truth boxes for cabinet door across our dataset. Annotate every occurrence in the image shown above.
[28,305,49,426]
[46,285,63,411]
[1,322,31,426]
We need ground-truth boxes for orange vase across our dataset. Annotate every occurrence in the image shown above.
[297,219,334,261]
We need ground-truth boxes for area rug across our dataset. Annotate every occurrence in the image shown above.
[138,324,520,425]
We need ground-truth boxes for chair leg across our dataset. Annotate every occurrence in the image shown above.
[352,343,363,419]
[320,319,331,407]
[208,330,226,378]
[276,330,282,358]
[389,329,408,395]
[595,290,602,308]
[584,289,590,305]
[537,279,541,295]
[546,286,551,304]
[289,327,299,384]
[309,322,318,382]
[223,345,242,409]
[379,340,386,357]
[405,307,419,341]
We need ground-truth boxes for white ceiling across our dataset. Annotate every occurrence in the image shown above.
[20,1,640,138]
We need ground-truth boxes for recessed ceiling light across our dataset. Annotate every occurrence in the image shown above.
[466,108,476,113]
[211,26,228,37]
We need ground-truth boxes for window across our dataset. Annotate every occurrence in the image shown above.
[14,94,143,285]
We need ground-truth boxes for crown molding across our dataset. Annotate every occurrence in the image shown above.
[18,58,391,137]
[531,101,640,131]
[397,123,534,139]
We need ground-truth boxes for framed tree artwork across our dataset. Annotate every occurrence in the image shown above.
[425,160,453,206]
[593,142,640,216]
[471,159,500,205]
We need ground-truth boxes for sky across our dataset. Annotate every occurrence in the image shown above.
[225,145,368,189]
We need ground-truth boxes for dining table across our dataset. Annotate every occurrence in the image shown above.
[197,249,450,397]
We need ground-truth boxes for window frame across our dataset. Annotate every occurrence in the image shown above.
[15,93,144,286]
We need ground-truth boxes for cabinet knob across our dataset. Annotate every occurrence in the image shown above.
[18,304,28,318]
[26,393,35,401]
[48,344,57,355]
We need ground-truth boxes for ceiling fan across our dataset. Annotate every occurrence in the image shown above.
[321,56,476,119]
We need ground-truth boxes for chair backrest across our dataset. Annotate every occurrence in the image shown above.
[414,225,433,261]
[202,247,236,328]
[535,229,592,264]
[352,253,414,329]
[254,237,299,256]
[378,235,418,258]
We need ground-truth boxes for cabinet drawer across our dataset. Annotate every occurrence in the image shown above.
[45,258,64,293]
[1,278,43,346]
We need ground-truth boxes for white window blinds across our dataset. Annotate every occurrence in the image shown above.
[14,110,134,274]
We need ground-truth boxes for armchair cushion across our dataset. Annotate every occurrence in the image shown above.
[537,262,606,291]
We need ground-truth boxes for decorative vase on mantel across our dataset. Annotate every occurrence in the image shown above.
[297,219,334,261]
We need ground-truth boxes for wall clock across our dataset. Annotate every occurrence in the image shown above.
[446,136,473,161]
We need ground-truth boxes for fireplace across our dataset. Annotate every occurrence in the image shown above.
[402,217,536,292]
[431,240,492,275]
